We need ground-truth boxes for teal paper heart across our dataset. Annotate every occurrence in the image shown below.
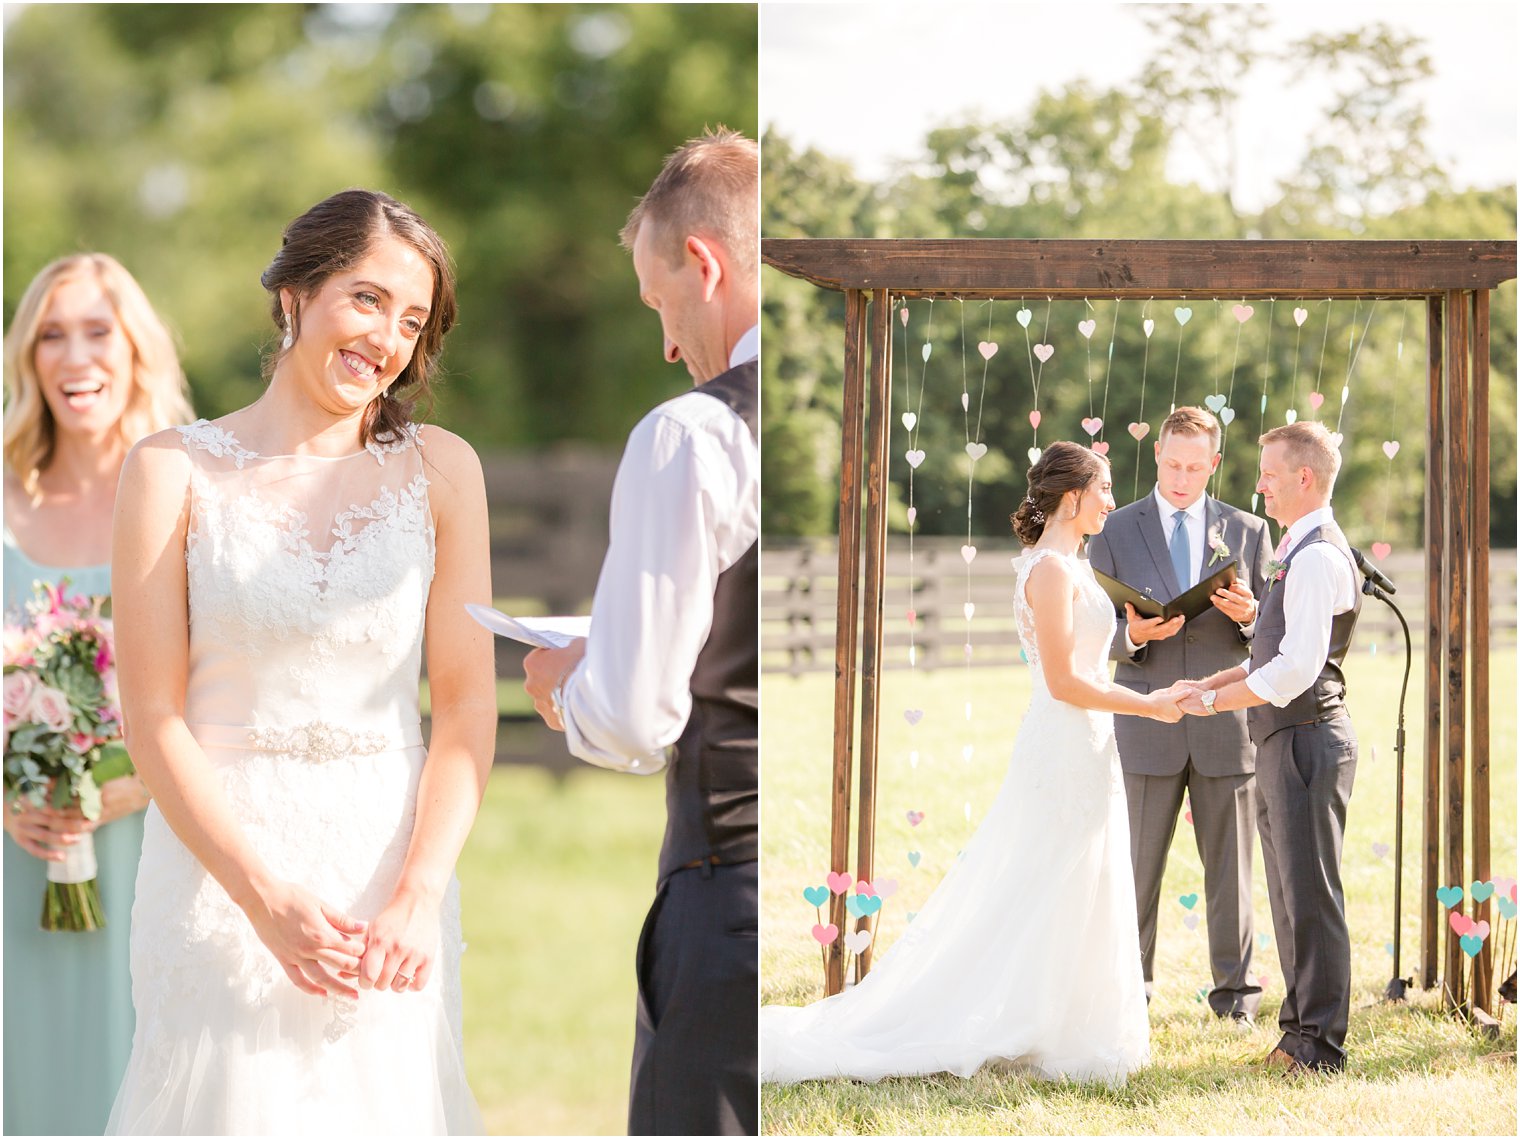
[1204,394,1227,413]
[1179,893,1199,910]
[845,895,865,919]
[1174,306,1192,326]
[1016,308,1033,328]
[1470,880,1496,902]
[803,885,829,908]
[1498,897,1517,920]
[1460,934,1484,958]
[907,911,918,922]
[921,343,932,362]
[907,851,921,868]
[856,894,883,917]
[1436,885,1465,909]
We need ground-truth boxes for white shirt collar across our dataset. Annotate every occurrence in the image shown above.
[729,325,759,368]
[1282,504,1337,555]
[1151,485,1207,525]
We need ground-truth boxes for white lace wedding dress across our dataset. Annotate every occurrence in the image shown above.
[107,420,481,1135]
[761,548,1149,1086]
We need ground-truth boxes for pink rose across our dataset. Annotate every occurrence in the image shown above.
[3,670,38,719]
[28,683,74,733]
[67,731,94,754]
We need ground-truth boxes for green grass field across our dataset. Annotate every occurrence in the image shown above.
[760,649,1518,1135]
[457,764,665,1135]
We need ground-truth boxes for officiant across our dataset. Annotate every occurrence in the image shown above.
[1088,406,1273,1023]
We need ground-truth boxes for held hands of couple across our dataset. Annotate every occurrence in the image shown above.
[523,638,588,732]
[1143,682,1193,723]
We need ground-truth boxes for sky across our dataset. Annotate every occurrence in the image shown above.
[760,0,1519,212]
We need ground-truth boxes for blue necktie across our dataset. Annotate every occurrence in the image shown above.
[1169,510,1192,592]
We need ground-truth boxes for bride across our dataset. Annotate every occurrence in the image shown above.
[762,441,1186,1086]
[107,190,494,1134]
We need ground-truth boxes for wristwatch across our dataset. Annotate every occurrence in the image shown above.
[1201,689,1219,716]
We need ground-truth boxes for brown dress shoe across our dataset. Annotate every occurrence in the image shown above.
[1261,1047,1295,1070]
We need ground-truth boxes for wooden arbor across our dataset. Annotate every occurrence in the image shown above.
[763,239,1517,1007]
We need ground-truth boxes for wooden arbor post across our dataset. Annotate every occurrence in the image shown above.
[768,239,1516,1000]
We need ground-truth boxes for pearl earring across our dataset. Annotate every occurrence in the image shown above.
[282,313,293,351]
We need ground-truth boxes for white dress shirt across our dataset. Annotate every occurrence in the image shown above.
[1243,506,1358,707]
[558,327,760,772]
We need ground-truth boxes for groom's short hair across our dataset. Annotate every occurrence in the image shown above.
[620,126,758,279]
[1159,406,1221,452]
[1260,421,1342,494]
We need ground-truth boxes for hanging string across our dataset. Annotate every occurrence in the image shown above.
[1336,298,1380,436]
[1099,298,1120,450]
[1376,304,1410,555]
[1134,297,1155,501]
[1168,298,1191,414]
[1251,298,1277,513]
[1312,298,1334,416]
[1286,300,1308,422]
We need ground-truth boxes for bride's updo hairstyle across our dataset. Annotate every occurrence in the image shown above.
[1011,441,1108,546]
[260,189,458,448]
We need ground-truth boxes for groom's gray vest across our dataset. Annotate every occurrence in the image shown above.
[657,361,758,883]
[1246,523,1362,746]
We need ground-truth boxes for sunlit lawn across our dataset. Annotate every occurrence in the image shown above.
[761,648,1517,1134]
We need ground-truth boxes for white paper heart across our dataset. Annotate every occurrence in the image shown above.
[1232,303,1254,323]
[963,602,975,620]
[1027,447,1042,465]
[844,929,872,954]
[1382,440,1400,459]
[1328,431,1344,448]
[905,449,925,468]
[963,642,973,660]
[921,343,931,362]
[1081,416,1102,437]
[1077,318,1096,339]
[960,392,969,411]
[978,341,998,360]
[1032,343,1054,363]
[960,544,977,564]
[1174,306,1192,326]
[1220,407,1236,425]
[908,643,917,666]
[961,745,973,763]
[1128,421,1149,441]
[903,709,923,726]
[1293,307,1308,327]
[1251,493,1259,512]
[901,412,917,431]
[908,749,919,769]
[1285,408,1298,424]
[1028,410,1041,429]
[1016,308,1033,328]
[1341,385,1350,403]
[1143,318,1155,338]
[965,442,987,460]
[1204,393,1226,412]
[906,506,917,525]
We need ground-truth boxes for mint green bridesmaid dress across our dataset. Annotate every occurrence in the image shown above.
[4,527,142,1135]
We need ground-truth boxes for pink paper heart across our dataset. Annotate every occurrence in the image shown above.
[905,449,925,469]
[1126,421,1149,441]
[812,922,839,945]
[961,544,977,564]
[906,506,917,525]
[1450,912,1476,936]
[906,608,917,626]
[826,871,852,894]
[1077,319,1096,339]
[899,307,910,327]
[1028,410,1042,429]
[855,880,877,898]
[1092,441,1109,456]
[1308,391,1325,411]
[1081,416,1103,437]
[1474,920,1491,940]
[1492,876,1517,897]
[1033,343,1054,363]
[906,810,924,827]
[1293,307,1308,327]
[874,878,899,898]
[1371,542,1391,560]
[903,708,923,726]
[978,341,998,360]
[1185,810,1193,824]
[1382,440,1400,460]
[1233,304,1254,323]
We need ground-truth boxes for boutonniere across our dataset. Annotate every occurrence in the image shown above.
[1265,558,1288,590]
[1207,529,1231,567]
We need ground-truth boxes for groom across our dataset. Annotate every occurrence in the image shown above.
[523,128,758,1134]
[1178,421,1362,1075]
[1087,406,1272,1022]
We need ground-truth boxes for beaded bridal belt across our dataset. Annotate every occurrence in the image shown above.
[189,720,424,762]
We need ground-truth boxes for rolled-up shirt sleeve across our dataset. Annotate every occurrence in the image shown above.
[558,396,755,773]
[1244,544,1354,707]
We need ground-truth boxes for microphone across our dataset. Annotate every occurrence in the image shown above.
[1351,547,1396,595]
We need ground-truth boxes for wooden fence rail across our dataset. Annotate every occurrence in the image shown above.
[762,540,1518,675]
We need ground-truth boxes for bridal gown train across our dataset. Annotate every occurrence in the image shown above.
[107,420,481,1135]
[761,548,1149,1085]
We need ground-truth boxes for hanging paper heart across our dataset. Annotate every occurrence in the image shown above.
[960,544,977,564]
[907,851,921,868]
[1179,893,1199,910]
[906,810,924,827]
[978,341,998,360]
[874,879,899,898]
[1371,542,1391,561]
[1293,307,1308,327]
[1308,391,1325,410]
[899,306,909,327]
[906,449,925,469]
[1251,494,1259,512]
[1174,306,1193,326]
[1028,410,1042,430]
[1382,441,1400,460]
[1184,809,1193,825]
[961,744,973,762]
[1183,913,1201,931]
[963,602,975,619]
[1328,431,1344,448]
[903,708,923,726]
[965,442,987,461]
[1341,386,1350,403]
[1204,394,1226,413]
[1127,422,1150,441]
[1260,394,1268,413]
[826,871,853,894]
[1195,987,1208,1003]
[921,343,932,362]
[1471,880,1496,902]
[961,392,969,411]
[963,642,973,660]
[907,911,918,922]
[1460,934,1484,958]
[1220,407,1236,426]
[1016,307,1033,328]
[811,923,839,945]
[802,885,829,908]
[844,929,872,955]
[1092,441,1110,456]
[908,749,919,769]
[906,609,917,626]
[902,412,917,431]
[1232,304,1254,323]
[1285,409,1298,425]
[1373,842,1390,859]
[1081,416,1103,437]
[1033,343,1054,363]
[1385,942,1395,956]
[1077,318,1096,339]
[1258,933,1271,950]
[964,802,972,822]
[1436,885,1465,909]
[907,506,917,525]
[1027,447,1042,465]
[1143,318,1155,338]
[1498,897,1518,920]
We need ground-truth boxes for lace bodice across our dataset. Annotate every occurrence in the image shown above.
[177,419,435,732]
[1013,548,1118,701]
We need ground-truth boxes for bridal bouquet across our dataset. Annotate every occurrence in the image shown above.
[3,580,132,931]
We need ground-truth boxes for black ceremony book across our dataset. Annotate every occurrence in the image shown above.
[1092,561,1239,623]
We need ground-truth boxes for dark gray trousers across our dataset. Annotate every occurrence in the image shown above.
[1255,714,1357,1070]
[628,861,757,1136]
[1125,765,1261,1018]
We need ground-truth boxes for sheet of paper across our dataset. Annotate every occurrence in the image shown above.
[464,603,591,649]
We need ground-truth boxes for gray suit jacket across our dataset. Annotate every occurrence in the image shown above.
[1087,492,1273,777]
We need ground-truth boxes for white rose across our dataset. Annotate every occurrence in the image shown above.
[28,683,74,733]
[4,670,39,719]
